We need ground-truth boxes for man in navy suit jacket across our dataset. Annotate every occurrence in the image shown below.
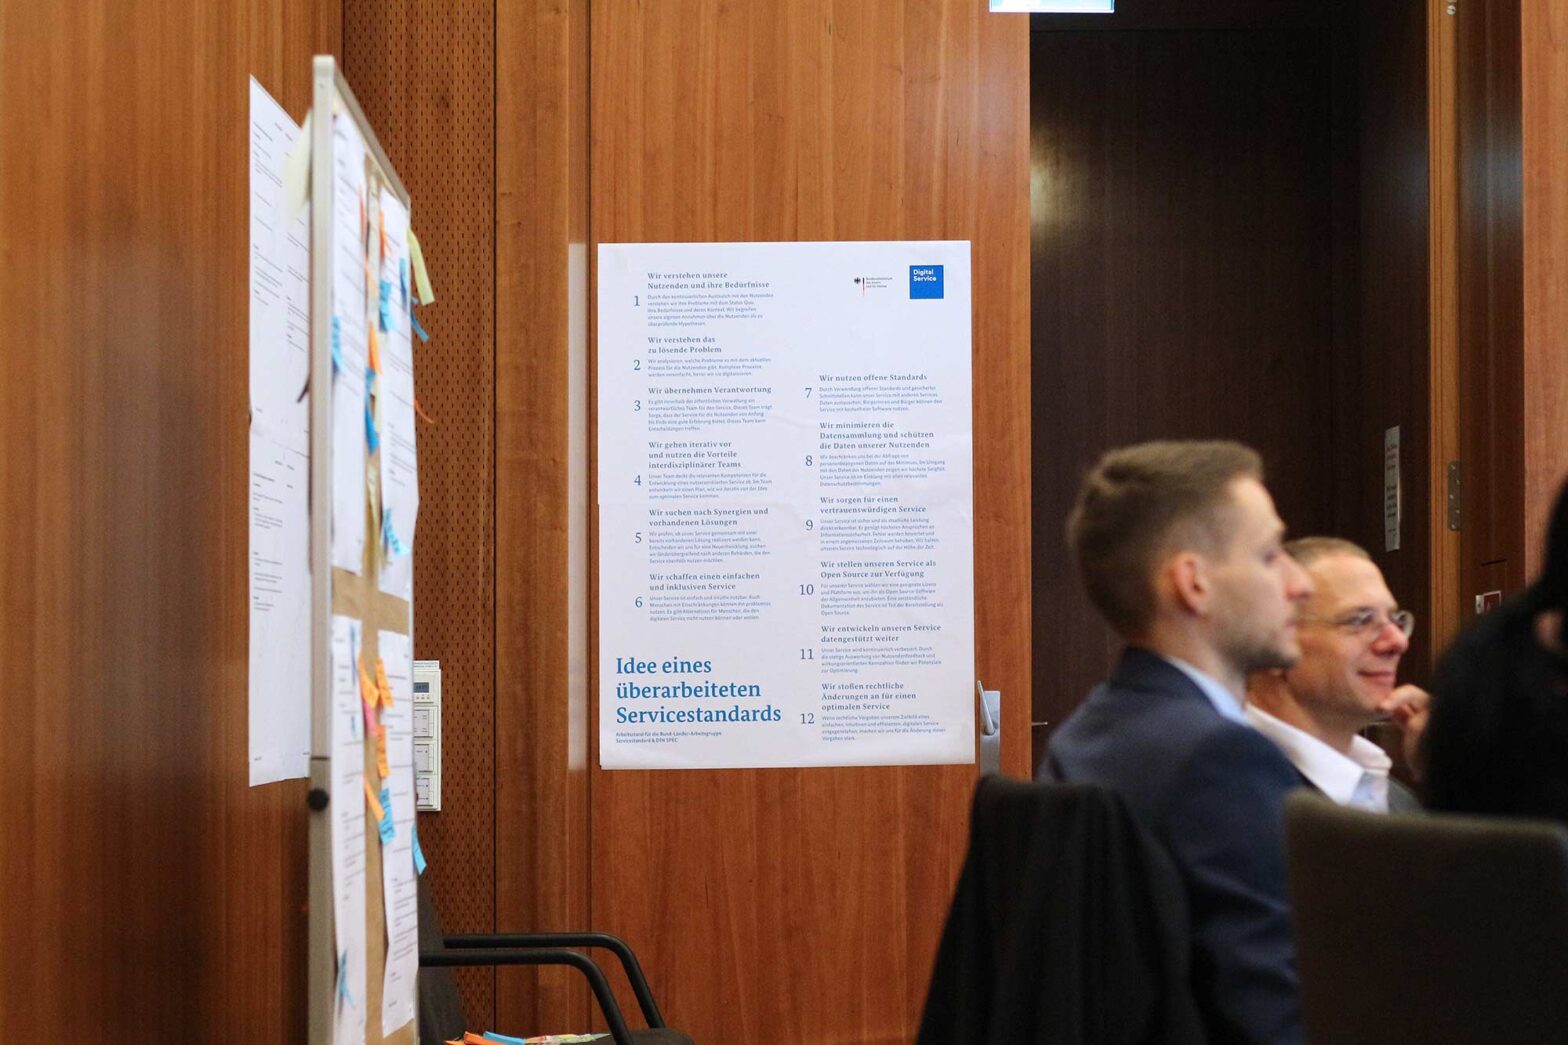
[1043,441,1315,1044]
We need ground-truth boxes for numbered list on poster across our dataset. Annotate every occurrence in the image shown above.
[597,241,975,769]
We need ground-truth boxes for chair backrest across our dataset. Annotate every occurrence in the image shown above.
[1285,792,1568,1045]
[918,776,1204,1044]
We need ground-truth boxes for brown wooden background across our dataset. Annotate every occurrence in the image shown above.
[493,0,595,1035]
[7,0,1568,1039]
[0,0,336,1034]
[343,0,501,1023]
[585,4,1031,1042]
[1521,0,1568,573]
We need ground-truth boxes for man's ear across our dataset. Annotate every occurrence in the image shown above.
[1535,609,1565,654]
[1165,551,1210,616]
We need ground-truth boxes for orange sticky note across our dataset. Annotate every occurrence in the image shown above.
[380,222,389,262]
[358,663,378,707]
[368,323,381,373]
[364,780,385,821]
[376,729,390,779]
[375,657,394,708]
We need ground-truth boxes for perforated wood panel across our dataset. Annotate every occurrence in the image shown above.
[345,0,498,1027]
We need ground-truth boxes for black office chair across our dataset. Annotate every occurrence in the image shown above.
[1285,792,1568,1045]
[417,876,692,1045]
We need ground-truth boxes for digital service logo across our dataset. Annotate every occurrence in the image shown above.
[909,264,944,299]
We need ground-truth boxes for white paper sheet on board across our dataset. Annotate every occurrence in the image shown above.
[330,616,368,1045]
[248,77,312,785]
[377,630,419,1033]
[330,112,370,574]
[377,191,419,600]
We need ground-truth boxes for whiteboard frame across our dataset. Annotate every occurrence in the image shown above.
[307,54,414,1045]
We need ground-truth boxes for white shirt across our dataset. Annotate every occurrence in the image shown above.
[1163,654,1251,726]
[1244,705,1392,812]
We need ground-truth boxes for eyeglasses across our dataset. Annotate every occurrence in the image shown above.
[1299,608,1416,639]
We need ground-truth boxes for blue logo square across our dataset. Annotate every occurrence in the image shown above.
[909,264,944,299]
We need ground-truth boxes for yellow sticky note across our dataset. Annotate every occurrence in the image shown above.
[375,657,394,708]
[364,780,385,821]
[282,110,312,221]
[408,229,435,305]
[376,729,390,779]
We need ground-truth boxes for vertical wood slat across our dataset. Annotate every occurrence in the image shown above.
[587,4,1030,1042]
[496,0,594,1035]
[1456,0,1526,605]
[0,0,334,1035]
[1521,0,1568,570]
[343,0,500,1028]
[1428,0,1463,658]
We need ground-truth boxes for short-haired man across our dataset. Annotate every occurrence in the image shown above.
[1246,537,1428,813]
[1043,441,1314,1044]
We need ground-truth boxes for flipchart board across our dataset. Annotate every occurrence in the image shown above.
[306,55,425,1045]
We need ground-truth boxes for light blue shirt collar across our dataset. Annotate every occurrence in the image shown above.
[1160,654,1251,726]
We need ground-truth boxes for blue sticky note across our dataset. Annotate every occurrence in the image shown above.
[365,401,379,453]
[364,367,380,452]
[400,258,409,308]
[378,785,396,844]
[330,316,343,372]
[336,951,355,1003]
[480,1034,530,1045]
[382,513,408,558]
[412,825,427,875]
[378,279,393,332]
[410,307,429,343]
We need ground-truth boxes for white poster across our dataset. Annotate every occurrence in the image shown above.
[597,241,975,769]
[330,616,368,1045]
[248,77,311,785]
[378,630,419,1033]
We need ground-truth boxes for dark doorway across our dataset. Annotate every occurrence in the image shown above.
[1029,1,1434,770]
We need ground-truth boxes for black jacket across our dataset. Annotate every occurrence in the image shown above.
[918,776,1206,1045]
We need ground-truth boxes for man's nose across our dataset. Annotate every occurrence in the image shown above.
[1287,557,1315,601]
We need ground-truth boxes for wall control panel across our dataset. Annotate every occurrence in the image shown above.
[413,660,442,812]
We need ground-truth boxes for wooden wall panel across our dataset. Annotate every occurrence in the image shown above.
[1457,0,1526,606]
[1522,0,1568,572]
[1029,18,1340,758]
[343,0,499,1027]
[0,0,335,1036]
[496,0,594,1035]
[588,3,1030,1042]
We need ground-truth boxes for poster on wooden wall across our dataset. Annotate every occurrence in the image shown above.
[598,240,976,770]
[247,77,313,785]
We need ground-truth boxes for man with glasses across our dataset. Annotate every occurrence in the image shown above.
[1246,537,1429,813]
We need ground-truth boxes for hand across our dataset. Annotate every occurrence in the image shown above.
[1378,684,1430,780]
